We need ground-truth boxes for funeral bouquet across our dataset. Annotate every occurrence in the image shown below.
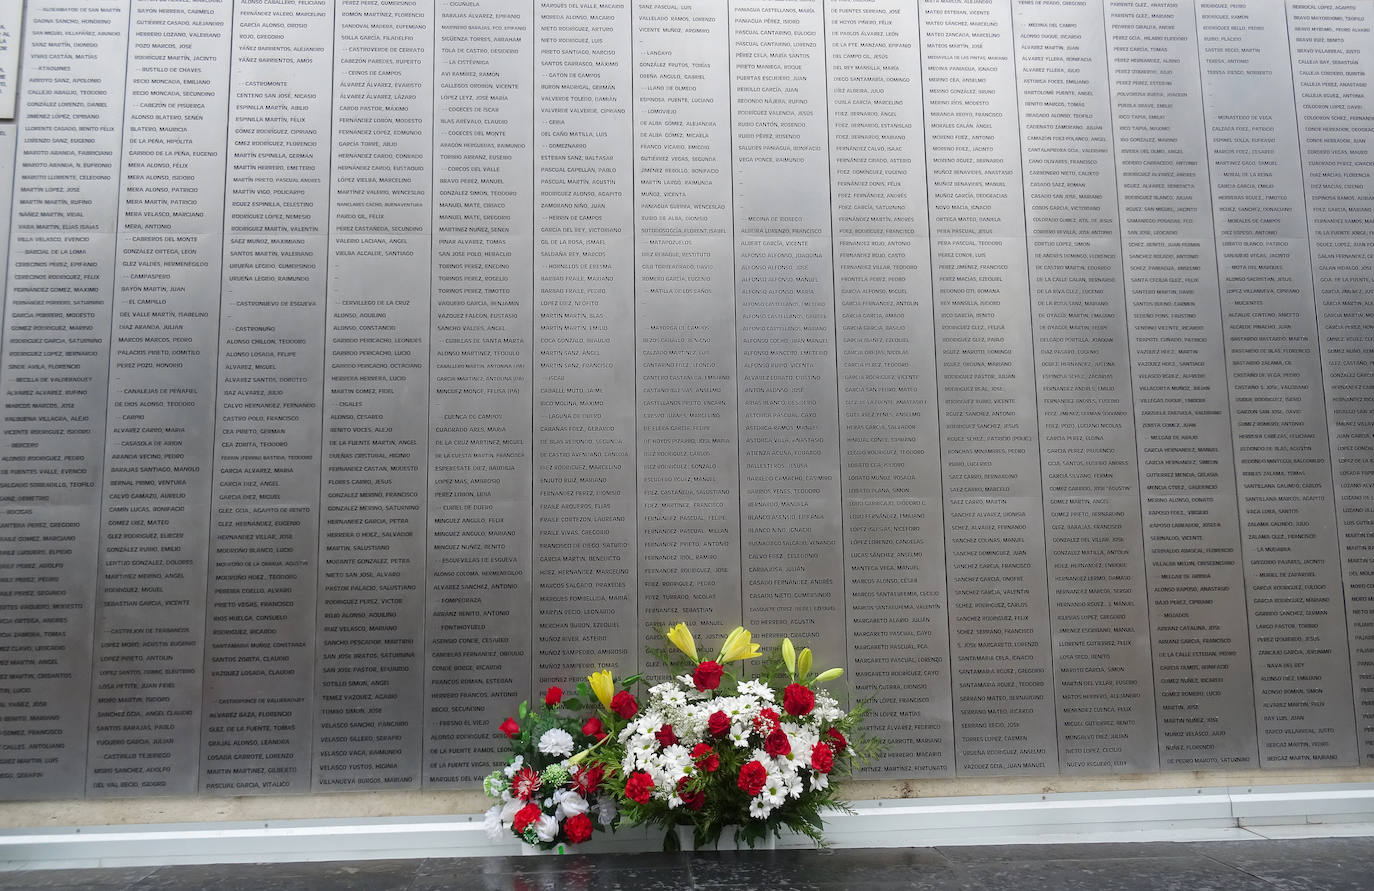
[590,624,871,849]
[480,682,624,851]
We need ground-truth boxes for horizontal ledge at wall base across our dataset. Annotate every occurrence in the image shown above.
[2,783,1373,870]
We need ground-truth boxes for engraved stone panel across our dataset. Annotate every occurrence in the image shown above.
[733,0,846,669]
[829,0,951,776]
[1015,0,1157,774]
[1199,0,1356,768]
[423,0,535,788]
[201,0,334,798]
[1288,0,1374,767]
[533,0,638,687]
[1105,0,1259,771]
[635,0,742,657]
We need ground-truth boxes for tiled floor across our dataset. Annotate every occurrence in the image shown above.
[2,837,1372,890]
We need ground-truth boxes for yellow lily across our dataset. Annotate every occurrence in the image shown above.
[588,669,615,710]
[718,626,761,663]
[815,667,844,682]
[781,638,797,677]
[797,647,813,678]
[666,622,698,662]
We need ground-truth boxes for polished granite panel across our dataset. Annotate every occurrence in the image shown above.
[2,837,1373,889]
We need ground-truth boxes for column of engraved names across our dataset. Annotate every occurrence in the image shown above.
[1287,1,1374,764]
[920,0,1057,775]
[634,0,742,655]
[731,0,845,665]
[88,0,230,796]
[0,0,128,799]
[827,0,951,775]
[533,0,637,686]
[1103,0,1256,769]
[313,0,432,790]
[201,0,333,794]
[424,0,533,786]
[1014,0,1156,774]
[1198,1,1355,766]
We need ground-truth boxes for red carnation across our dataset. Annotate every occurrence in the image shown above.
[764,727,791,757]
[783,683,815,717]
[544,686,563,707]
[511,765,541,801]
[573,763,605,797]
[759,707,781,729]
[582,715,608,741]
[691,742,719,773]
[499,717,520,738]
[625,770,655,804]
[737,760,767,797]
[610,690,639,719]
[811,742,835,774]
[677,777,705,811]
[563,812,594,844]
[825,727,848,752]
[707,710,731,736]
[655,724,678,747]
[512,802,542,833]
[692,659,724,691]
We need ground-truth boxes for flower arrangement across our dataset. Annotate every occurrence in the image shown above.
[480,682,623,851]
[593,624,872,849]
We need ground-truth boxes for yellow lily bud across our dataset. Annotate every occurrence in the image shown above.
[588,669,615,710]
[797,647,813,678]
[814,667,844,682]
[719,627,761,663]
[666,623,699,662]
[781,638,796,675]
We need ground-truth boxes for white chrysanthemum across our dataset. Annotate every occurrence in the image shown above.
[482,803,505,840]
[502,754,524,778]
[748,795,774,819]
[596,794,618,827]
[537,727,574,757]
[676,673,696,688]
[762,770,787,807]
[785,770,805,799]
[809,771,830,791]
[535,813,560,843]
[738,679,773,701]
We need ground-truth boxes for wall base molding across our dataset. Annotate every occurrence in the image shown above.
[2,783,1372,870]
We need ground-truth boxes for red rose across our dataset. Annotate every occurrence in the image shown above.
[512,802,542,833]
[499,717,520,738]
[737,760,767,797]
[707,710,731,736]
[825,727,848,752]
[783,683,815,717]
[573,763,605,797]
[764,728,791,757]
[544,686,563,707]
[692,659,724,691]
[563,812,594,844]
[677,777,705,811]
[610,690,639,719]
[811,742,835,774]
[691,742,719,773]
[582,716,608,741]
[655,724,678,747]
[625,770,655,804]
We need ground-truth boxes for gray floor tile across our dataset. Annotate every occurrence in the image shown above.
[127,859,420,891]
[414,853,695,891]
[689,847,966,890]
[958,855,1278,891]
[1193,837,1374,890]
[936,841,1198,863]
[0,867,154,890]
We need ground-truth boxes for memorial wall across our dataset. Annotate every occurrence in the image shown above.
[0,0,1371,801]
